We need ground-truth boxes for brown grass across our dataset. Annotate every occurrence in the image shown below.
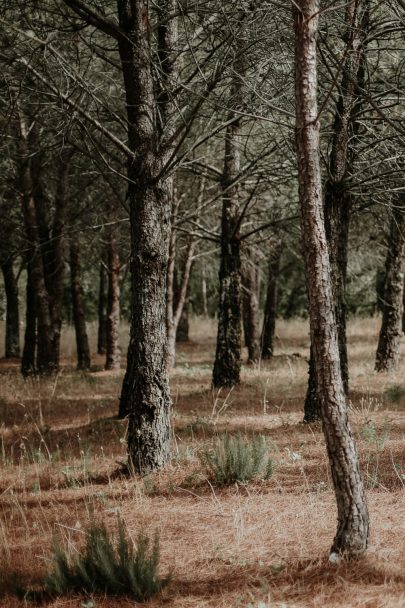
[0,317,405,607]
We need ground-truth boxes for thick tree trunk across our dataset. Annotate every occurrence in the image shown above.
[242,249,260,364]
[21,261,37,376]
[375,204,405,372]
[1,259,20,359]
[97,260,108,355]
[294,0,368,558]
[261,240,282,360]
[70,239,91,371]
[105,229,121,370]
[117,1,175,473]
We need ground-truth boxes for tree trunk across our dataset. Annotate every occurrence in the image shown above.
[294,0,368,558]
[375,204,405,372]
[1,259,20,359]
[402,275,405,334]
[261,240,282,359]
[242,249,260,364]
[97,260,108,355]
[105,229,121,370]
[21,261,37,376]
[18,114,56,375]
[176,292,190,342]
[304,0,368,416]
[117,1,176,473]
[167,230,194,368]
[70,239,91,371]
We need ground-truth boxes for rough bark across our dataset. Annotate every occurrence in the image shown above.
[70,239,91,371]
[242,249,260,364]
[17,114,69,374]
[375,204,405,372]
[212,114,242,388]
[21,261,37,376]
[294,0,369,558]
[18,114,55,374]
[105,228,121,370]
[117,0,175,473]
[97,260,108,355]
[1,259,20,359]
[304,0,368,415]
[261,240,282,360]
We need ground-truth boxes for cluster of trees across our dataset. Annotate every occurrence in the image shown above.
[0,0,404,558]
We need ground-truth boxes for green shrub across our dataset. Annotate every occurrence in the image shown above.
[45,517,169,601]
[200,433,273,485]
[385,385,405,404]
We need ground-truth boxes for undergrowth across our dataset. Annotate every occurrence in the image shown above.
[44,517,169,600]
[200,433,273,485]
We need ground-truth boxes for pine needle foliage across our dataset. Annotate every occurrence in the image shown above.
[45,517,169,601]
[200,433,273,485]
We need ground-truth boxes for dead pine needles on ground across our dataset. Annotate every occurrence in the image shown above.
[0,317,405,607]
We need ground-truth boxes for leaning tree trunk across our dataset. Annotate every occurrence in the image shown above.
[21,261,37,376]
[167,232,194,368]
[294,0,369,558]
[117,0,176,473]
[261,240,282,360]
[375,203,405,372]
[304,0,368,418]
[176,283,190,342]
[97,260,108,355]
[1,259,20,358]
[70,239,91,371]
[242,248,260,364]
[105,229,121,371]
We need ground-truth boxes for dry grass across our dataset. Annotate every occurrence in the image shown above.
[0,317,405,607]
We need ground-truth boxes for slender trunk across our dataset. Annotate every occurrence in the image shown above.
[242,249,260,364]
[105,229,121,370]
[70,239,91,371]
[21,261,37,376]
[375,203,405,372]
[202,266,208,317]
[261,240,282,359]
[212,117,242,388]
[18,114,55,375]
[117,1,175,473]
[402,275,405,334]
[167,233,194,368]
[97,260,108,355]
[294,0,368,558]
[176,288,190,342]
[304,0,368,416]
[1,259,20,358]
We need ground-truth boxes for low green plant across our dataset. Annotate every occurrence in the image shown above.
[385,384,405,404]
[200,433,272,485]
[45,517,169,601]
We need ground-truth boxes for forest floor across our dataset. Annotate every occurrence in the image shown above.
[0,317,405,608]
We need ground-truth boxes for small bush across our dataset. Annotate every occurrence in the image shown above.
[45,517,169,601]
[200,433,272,485]
[385,385,405,404]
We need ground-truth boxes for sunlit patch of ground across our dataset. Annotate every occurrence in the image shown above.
[0,317,404,607]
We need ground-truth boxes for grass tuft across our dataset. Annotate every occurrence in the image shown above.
[200,433,273,485]
[44,517,169,601]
